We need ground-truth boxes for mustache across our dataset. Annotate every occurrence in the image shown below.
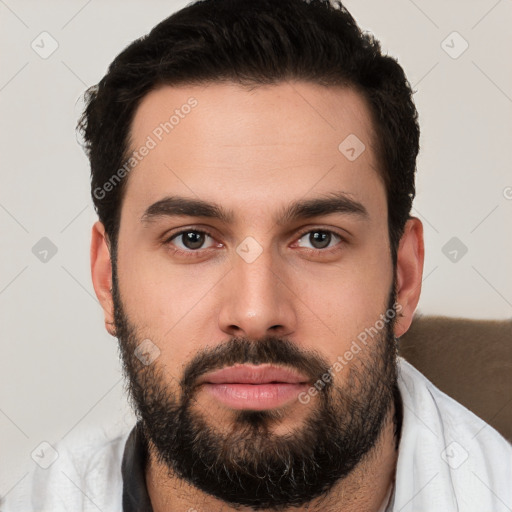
[181,335,332,395]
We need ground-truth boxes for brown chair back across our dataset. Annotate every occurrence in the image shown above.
[398,314,512,442]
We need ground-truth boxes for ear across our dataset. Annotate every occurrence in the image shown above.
[394,217,424,338]
[91,220,115,336]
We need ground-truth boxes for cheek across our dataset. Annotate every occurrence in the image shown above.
[116,243,228,370]
[117,230,224,320]
[297,275,389,347]
[290,240,392,355]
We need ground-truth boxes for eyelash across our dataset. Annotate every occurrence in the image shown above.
[162,227,347,259]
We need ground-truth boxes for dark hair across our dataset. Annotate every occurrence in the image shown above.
[78,0,419,267]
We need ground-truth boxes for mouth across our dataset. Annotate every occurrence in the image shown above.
[198,364,311,410]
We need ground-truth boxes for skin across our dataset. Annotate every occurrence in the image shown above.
[91,81,424,511]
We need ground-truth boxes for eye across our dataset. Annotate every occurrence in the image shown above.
[162,227,345,259]
[165,229,218,252]
[294,229,344,251]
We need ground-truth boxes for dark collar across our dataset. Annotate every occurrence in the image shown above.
[121,421,154,512]
[393,381,403,451]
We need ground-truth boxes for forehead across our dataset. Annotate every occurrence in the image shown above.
[122,81,384,224]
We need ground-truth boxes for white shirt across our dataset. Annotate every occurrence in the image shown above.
[2,357,511,511]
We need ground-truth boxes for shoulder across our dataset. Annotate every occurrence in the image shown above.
[398,356,511,447]
[394,357,512,512]
[1,422,133,512]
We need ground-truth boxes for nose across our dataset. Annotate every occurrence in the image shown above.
[217,244,297,340]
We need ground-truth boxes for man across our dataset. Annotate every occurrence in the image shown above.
[4,0,511,511]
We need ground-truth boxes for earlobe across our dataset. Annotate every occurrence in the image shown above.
[394,217,424,338]
[90,221,116,336]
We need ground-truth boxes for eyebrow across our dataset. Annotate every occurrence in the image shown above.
[140,191,369,226]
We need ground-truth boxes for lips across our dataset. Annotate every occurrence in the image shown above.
[197,364,312,410]
[198,364,310,385]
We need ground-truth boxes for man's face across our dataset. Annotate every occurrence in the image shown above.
[110,81,399,508]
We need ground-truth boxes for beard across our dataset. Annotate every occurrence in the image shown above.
[112,264,400,511]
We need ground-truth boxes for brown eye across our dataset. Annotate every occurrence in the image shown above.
[181,231,206,249]
[309,231,331,249]
[167,230,214,251]
[296,230,341,250]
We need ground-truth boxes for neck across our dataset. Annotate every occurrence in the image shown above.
[146,393,400,512]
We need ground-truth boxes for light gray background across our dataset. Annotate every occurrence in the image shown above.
[1,0,511,499]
